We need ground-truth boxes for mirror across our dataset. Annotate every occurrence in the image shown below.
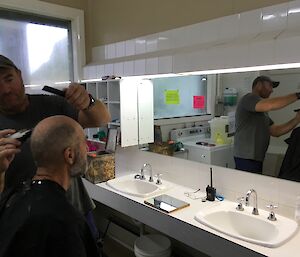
[139,68,300,182]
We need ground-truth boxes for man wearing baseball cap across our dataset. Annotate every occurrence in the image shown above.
[0,55,18,70]
[234,75,300,174]
[0,54,110,241]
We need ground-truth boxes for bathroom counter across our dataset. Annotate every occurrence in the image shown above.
[83,171,300,257]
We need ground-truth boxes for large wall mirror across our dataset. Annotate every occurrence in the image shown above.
[139,67,300,183]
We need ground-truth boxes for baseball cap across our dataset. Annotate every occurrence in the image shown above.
[252,75,280,88]
[0,55,18,70]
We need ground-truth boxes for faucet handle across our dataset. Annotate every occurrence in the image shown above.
[155,173,163,185]
[236,197,245,211]
[266,204,278,221]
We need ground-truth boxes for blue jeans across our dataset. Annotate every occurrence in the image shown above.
[234,157,263,174]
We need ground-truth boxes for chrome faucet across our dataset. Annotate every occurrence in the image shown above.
[245,189,259,215]
[141,163,153,182]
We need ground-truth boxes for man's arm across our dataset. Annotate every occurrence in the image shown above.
[255,93,299,112]
[78,100,111,128]
[64,83,111,128]
[0,129,21,191]
[270,111,300,137]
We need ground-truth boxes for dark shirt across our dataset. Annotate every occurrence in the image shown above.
[234,93,274,161]
[0,180,99,257]
[0,94,78,189]
[0,94,95,215]
[279,127,300,182]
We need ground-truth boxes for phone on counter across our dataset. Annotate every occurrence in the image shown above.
[42,85,65,97]
[6,129,32,144]
[294,108,300,112]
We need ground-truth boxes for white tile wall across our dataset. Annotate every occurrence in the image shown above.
[158,55,172,74]
[158,30,173,51]
[106,43,116,59]
[96,65,105,78]
[116,146,300,219]
[134,59,146,75]
[124,61,134,75]
[146,57,158,74]
[114,62,124,76]
[218,15,240,42]
[104,64,114,75]
[287,0,300,31]
[262,3,288,33]
[125,40,135,56]
[135,38,146,54]
[84,0,300,79]
[116,42,125,58]
[239,9,262,39]
[146,33,158,53]
[274,35,300,64]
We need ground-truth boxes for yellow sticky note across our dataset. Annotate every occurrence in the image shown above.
[165,90,180,104]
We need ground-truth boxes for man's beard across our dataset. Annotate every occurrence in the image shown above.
[70,149,87,177]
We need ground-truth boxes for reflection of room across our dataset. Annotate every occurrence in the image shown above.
[145,69,300,178]
[5,1,300,257]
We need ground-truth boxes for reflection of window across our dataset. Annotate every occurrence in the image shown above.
[0,9,73,85]
[152,75,208,119]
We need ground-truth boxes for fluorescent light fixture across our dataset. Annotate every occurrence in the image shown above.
[262,14,275,20]
[158,37,168,40]
[179,63,300,76]
[288,8,300,14]
[24,84,42,88]
[80,62,300,82]
[54,81,71,85]
[136,73,181,79]
[80,78,103,83]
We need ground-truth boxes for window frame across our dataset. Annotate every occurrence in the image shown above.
[0,8,74,81]
[0,0,85,82]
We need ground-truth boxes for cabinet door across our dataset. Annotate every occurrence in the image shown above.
[138,79,154,145]
[120,78,139,146]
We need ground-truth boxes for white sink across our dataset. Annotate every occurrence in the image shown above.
[106,174,173,198]
[195,201,298,247]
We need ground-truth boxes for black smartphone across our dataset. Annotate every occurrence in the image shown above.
[294,108,300,112]
[6,129,32,144]
[42,85,65,97]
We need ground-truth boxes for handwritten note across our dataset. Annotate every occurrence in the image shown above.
[165,90,180,105]
[193,95,205,109]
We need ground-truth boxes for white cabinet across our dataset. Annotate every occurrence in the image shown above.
[85,78,153,147]
[184,144,234,168]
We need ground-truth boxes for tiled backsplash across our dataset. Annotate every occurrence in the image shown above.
[116,146,300,219]
[84,0,300,79]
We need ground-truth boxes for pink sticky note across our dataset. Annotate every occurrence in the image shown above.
[193,96,205,109]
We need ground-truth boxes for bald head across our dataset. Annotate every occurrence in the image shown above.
[31,116,85,168]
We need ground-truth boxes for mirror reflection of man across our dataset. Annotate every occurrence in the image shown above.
[234,76,300,174]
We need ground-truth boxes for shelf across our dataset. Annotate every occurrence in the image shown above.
[108,101,120,104]
[87,139,106,144]
[109,122,120,126]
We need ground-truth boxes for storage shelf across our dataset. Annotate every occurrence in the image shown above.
[109,122,120,126]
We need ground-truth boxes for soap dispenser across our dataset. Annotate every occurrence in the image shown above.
[215,133,224,145]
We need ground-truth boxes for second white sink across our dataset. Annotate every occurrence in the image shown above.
[195,201,298,247]
[106,174,173,198]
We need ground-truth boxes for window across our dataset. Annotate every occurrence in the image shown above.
[0,9,73,86]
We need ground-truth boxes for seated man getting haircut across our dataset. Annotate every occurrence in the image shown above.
[0,116,99,257]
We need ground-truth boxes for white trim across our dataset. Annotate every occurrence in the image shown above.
[0,0,85,81]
